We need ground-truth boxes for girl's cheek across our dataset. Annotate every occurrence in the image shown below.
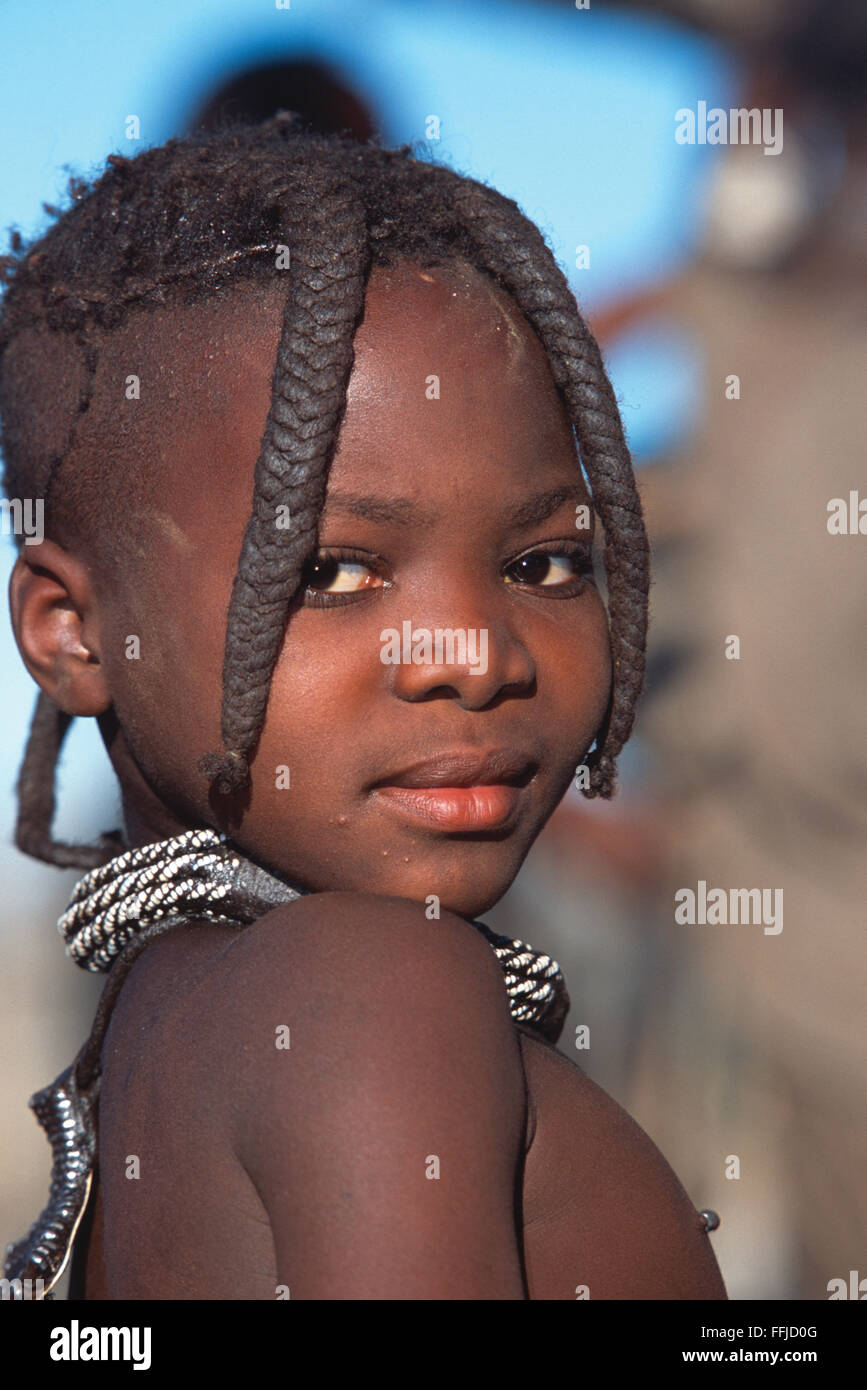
[549,590,611,668]
[558,599,613,725]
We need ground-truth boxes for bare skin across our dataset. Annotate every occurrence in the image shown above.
[10,259,726,1299]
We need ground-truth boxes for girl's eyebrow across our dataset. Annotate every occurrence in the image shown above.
[323,482,589,530]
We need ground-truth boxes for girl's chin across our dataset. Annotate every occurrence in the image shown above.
[261,836,524,916]
[374,872,516,922]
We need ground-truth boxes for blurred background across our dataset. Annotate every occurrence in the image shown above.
[1,0,864,1300]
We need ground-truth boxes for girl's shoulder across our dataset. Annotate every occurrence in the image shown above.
[99,891,531,1297]
[102,890,527,1129]
[104,889,518,1046]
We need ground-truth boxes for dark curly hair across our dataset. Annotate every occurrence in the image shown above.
[0,113,650,869]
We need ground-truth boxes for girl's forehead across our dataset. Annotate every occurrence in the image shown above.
[107,257,537,414]
[323,266,588,531]
[87,261,578,543]
[357,258,537,361]
[137,260,563,449]
[347,258,569,422]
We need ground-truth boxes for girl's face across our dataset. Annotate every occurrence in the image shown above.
[99,259,612,918]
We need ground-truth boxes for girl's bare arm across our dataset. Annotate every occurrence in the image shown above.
[214,891,529,1300]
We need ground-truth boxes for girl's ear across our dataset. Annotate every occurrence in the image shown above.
[9,538,111,716]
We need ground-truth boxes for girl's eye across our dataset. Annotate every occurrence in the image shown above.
[504,546,592,590]
[301,550,386,606]
[307,557,379,593]
[301,543,593,608]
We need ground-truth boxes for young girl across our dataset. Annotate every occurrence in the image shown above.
[1,115,726,1300]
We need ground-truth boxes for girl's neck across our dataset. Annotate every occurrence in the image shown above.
[100,710,201,850]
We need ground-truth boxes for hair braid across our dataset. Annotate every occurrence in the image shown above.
[15,692,125,868]
[197,157,371,795]
[415,162,650,795]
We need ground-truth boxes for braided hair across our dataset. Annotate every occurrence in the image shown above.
[0,114,650,868]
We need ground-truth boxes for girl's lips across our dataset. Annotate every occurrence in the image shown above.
[373,783,523,831]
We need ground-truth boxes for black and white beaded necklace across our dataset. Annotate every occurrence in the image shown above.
[4,828,569,1298]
